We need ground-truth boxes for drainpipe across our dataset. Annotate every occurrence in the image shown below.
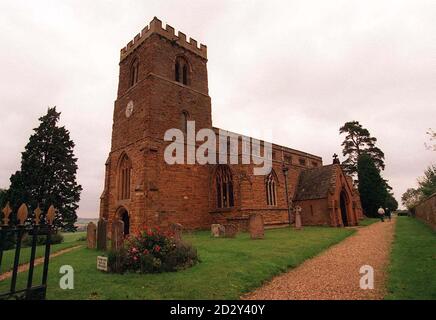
[282,165,292,227]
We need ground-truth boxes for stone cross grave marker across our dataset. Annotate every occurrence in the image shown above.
[295,205,303,230]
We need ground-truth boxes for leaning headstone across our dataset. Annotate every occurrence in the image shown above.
[111,219,125,250]
[295,206,303,230]
[211,224,225,238]
[249,213,264,239]
[223,224,238,238]
[97,219,108,251]
[170,223,183,241]
[87,222,97,249]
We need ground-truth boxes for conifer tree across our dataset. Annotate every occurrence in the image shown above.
[340,121,385,176]
[357,153,388,217]
[7,107,82,231]
[418,164,436,198]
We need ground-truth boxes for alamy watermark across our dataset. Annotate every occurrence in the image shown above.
[164,121,273,175]
[59,265,74,290]
[359,265,374,290]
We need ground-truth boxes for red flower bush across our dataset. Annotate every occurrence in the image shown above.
[108,227,199,274]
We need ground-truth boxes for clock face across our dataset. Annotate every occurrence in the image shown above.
[125,101,134,118]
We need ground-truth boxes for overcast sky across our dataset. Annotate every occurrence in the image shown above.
[0,0,434,218]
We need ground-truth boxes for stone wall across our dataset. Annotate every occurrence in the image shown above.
[415,193,436,230]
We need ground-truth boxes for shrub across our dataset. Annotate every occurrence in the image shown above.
[397,210,410,217]
[161,241,199,272]
[107,248,128,274]
[22,232,64,247]
[1,232,17,250]
[108,227,199,274]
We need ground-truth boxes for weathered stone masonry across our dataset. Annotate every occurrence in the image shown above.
[100,17,363,235]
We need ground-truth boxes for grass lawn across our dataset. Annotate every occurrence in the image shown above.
[0,227,354,300]
[0,232,86,274]
[62,231,86,243]
[386,217,436,300]
[358,217,380,227]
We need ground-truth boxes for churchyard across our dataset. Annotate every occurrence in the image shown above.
[0,226,353,300]
[0,216,434,300]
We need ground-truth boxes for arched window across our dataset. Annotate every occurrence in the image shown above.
[175,61,180,82]
[118,154,132,200]
[216,165,234,209]
[266,170,278,206]
[181,110,189,134]
[129,58,139,87]
[175,57,189,85]
[183,64,188,85]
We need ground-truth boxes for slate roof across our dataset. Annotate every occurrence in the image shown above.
[294,164,337,201]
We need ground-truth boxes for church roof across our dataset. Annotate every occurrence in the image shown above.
[212,126,322,161]
[294,165,337,201]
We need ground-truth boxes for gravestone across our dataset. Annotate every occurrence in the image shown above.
[295,205,303,230]
[211,224,225,238]
[87,222,97,249]
[170,223,183,241]
[111,219,125,250]
[223,224,238,238]
[97,219,108,251]
[249,213,264,239]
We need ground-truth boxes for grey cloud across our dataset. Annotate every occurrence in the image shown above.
[0,0,434,217]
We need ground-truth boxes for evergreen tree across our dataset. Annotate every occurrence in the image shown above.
[385,191,399,211]
[340,121,385,176]
[417,164,436,198]
[7,107,82,231]
[425,128,435,151]
[357,153,388,217]
[0,189,7,208]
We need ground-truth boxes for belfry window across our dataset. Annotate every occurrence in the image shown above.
[129,59,139,87]
[216,165,234,209]
[266,170,278,206]
[175,57,189,85]
[118,154,132,200]
[183,64,188,85]
[175,61,180,82]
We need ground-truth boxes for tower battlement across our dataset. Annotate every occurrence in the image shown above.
[120,17,207,61]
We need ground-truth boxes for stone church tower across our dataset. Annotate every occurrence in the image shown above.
[100,17,214,234]
[100,17,364,236]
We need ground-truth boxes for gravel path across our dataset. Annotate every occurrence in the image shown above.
[244,218,396,300]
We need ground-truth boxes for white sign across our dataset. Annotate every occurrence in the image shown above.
[97,256,108,272]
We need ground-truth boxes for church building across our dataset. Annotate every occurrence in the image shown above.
[99,17,364,235]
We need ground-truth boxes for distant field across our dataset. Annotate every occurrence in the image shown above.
[76,218,98,224]
[62,231,86,242]
[75,218,98,232]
